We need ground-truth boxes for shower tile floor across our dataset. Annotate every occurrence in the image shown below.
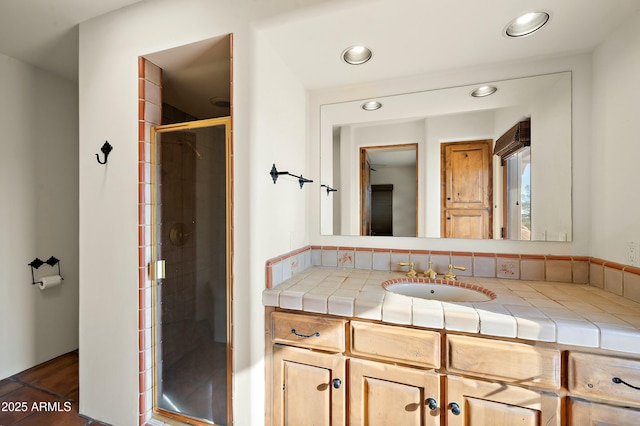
[159,319,228,425]
[0,351,109,426]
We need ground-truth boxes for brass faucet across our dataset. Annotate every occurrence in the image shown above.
[398,262,417,277]
[423,260,437,279]
[443,264,467,281]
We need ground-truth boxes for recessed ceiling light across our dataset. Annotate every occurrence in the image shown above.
[342,46,373,65]
[361,100,382,111]
[209,96,231,108]
[505,11,550,37]
[470,86,498,98]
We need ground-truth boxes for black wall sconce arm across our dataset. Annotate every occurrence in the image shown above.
[270,164,313,189]
[96,141,113,164]
[321,184,338,196]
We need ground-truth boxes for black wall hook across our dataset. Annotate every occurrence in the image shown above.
[96,141,113,164]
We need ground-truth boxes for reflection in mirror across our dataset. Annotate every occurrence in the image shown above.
[360,144,417,237]
[320,72,572,241]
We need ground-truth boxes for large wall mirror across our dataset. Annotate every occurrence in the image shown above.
[320,72,572,241]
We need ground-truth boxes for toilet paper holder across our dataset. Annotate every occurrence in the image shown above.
[28,256,64,285]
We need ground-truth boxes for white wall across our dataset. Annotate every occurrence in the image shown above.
[529,76,572,241]
[77,0,312,424]
[309,53,593,255]
[0,53,79,379]
[591,10,640,263]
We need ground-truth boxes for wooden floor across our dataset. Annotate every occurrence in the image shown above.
[0,351,109,426]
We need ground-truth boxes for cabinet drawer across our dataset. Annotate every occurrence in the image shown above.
[446,334,561,389]
[272,311,346,352]
[350,321,440,368]
[568,352,640,405]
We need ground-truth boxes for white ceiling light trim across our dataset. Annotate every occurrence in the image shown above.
[361,100,382,110]
[470,85,498,97]
[342,45,373,65]
[505,11,550,37]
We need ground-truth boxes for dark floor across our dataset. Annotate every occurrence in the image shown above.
[0,351,109,426]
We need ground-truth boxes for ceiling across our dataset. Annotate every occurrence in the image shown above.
[0,0,144,81]
[258,0,640,90]
[1,0,638,88]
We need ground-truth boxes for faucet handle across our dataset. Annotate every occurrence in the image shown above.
[443,264,467,281]
[399,262,417,277]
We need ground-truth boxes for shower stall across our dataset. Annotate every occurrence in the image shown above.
[150,117,232,425]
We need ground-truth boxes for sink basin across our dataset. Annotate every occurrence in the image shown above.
[382,278,495,302]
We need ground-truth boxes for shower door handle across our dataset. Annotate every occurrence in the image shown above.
[152,260,166,280]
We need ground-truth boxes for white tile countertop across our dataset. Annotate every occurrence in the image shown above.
[263,266,640,355]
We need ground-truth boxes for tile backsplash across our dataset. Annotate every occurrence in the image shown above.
[265,245,640,306]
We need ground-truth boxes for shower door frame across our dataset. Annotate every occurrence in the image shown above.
[149,116,233,426]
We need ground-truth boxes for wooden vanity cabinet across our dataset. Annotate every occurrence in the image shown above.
[267,309,640,426]
[350,358,442,426]
[566,351,640,425]
[270,311,348,425]
[445,375,561,426]
[272,344,346,426]
[444,334,562,425]
[567,397,640,425]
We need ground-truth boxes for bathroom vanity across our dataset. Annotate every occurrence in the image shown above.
[263,267,640,425]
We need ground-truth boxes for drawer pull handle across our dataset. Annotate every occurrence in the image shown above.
[291,328,320,339]
[612,376,640,391]
[426,398,438,410]
[332,378,342,389]
[449,402,461,415]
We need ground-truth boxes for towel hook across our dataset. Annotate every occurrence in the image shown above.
[96,141,113,164]
[321,184,338,196]
[270,164,313,189]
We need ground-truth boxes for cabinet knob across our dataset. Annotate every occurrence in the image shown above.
[332,378,342,389]
[449,402,461,415]
[426,397,437,411]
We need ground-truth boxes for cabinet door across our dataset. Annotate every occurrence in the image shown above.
[446,376,561,426]
[350,358,442,426]
[568,397,640,425]
[273,345,345,426]
[567,398,640,426]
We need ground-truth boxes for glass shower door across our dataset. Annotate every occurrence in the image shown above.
[151,117,232,425]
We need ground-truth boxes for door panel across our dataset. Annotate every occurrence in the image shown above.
[360,149,372,235]
[445,210,489,239]
[441,140,493,238]
[465,397,540,426]
[152,118,232,425]
[350,358,442,426]
[568,397,640,426]
[273,345,346,426]
[446,376,561,426]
